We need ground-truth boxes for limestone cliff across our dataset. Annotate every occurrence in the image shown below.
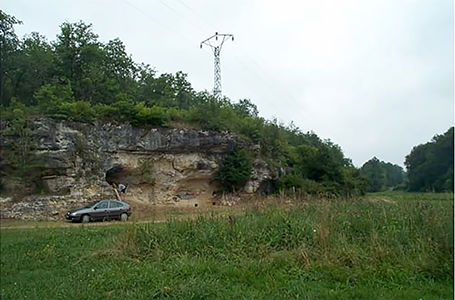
[0,118,274,219]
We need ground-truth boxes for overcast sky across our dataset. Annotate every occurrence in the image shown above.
[3,0,454,167]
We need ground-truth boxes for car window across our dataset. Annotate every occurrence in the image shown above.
[110,201,123,208]
[96,201,108,209]
[84,201,98,208]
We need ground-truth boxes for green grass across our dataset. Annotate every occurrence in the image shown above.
[1,193,453,299]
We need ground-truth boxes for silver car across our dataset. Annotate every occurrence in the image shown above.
[65,200,132,223]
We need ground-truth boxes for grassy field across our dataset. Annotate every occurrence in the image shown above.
[1,192,453,299]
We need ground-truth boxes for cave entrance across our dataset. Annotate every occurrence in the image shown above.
[105,165,126,186]
[105,165,131,200]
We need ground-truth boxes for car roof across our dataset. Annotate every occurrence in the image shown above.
[99,199,129,205]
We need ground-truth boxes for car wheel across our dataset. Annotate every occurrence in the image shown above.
[120,213,128,222]
[81,215,90,223]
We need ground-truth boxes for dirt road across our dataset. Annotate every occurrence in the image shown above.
[0,219,166,230]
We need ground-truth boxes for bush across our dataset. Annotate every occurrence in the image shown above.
[57,100,95,122]
[215,150,253,192]
[1,110,46,193]
[187,95,240,131]
[132,102,169,126]
[238,117,263,142]
[93,103,117,120]
[111,97,136,122]
[166,107,187,122]
[34,83,74,116]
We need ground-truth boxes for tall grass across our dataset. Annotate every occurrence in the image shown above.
[1,194,453,299]
[122,198,453,281]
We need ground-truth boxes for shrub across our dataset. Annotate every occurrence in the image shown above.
[166,107,187,122]
[57,100,95,122]
[93,103,117,120]
[34,83,74,117]
[111,97,136,122]
[132,102,169,126]
[215,150,253,192]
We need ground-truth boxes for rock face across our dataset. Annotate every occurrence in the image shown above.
[0,118,273,219]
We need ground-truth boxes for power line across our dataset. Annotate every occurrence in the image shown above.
[200,32,234,98]
[123,0,299,107]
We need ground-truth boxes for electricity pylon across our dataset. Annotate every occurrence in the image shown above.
[200,32,234,98]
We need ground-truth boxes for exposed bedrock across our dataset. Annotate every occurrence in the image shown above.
[0,118,274,219]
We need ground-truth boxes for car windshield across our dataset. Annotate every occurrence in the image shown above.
[83,202,98,208]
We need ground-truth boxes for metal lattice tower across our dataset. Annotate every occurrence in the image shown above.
[200,32,234,98]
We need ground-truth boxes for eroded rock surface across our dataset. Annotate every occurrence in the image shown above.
[0,118,273,220]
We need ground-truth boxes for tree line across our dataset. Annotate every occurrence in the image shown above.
[359,157,405,192]
[360,126,454,193]
[405,127,453,192]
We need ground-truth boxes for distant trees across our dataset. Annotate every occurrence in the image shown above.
[360,157,405,192]
[360,127,454,193]
[405,127,453,192]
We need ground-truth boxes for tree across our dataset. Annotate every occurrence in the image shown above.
[405,127,454,192]
[1,100,45,193]
[215,150,252,192]
[101,38,138,101]
[233,99,258,118]
[360,157,405,192]
[173,71,194,109]
[0,10,22,106]
[53,21,104,102]
[360,157,386,192]
[11,32,55,105]
[383,162,405,187]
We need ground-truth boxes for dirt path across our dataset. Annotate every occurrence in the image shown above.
[0,197,288,230]
[0,219,166,230]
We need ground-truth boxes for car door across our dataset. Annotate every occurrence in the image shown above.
[93,201,109,221]
[108,201,123,219]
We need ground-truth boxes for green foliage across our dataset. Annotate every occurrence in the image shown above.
[233,98,258,118]
[360,157,405,192]
[215,150,253,192]
[187,92,238,131]
[34,82,75,117]
[53,21,104,101]
[57,100,95,122]
[1,102,46,193]
[132,102,169,126]
[10,32,55,106]
[340,166,368,197]
[165,106,187,122]
[238,116,263,142]
[360,157,386,192]
[0,11,22,106]
[405,127,454,192]
[277,137,365,197]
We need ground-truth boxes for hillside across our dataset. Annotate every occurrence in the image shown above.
[0,12,367,219]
